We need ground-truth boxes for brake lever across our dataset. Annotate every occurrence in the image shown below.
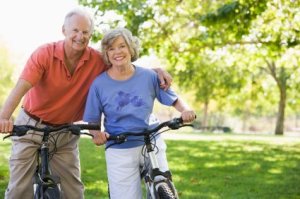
[3,134,11,140]
[67,126,81,136]
[81,132,94,137]
[182,124,194,127]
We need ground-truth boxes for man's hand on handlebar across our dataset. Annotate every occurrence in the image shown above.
[153,67,173,91]
[0,119,13,134]
[89,130,109,146]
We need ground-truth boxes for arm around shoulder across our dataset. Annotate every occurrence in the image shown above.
[152,67,173,91]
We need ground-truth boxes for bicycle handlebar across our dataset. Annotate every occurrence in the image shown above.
[3,124,101,140]
[107,117,193,143]
[3,117,194,142]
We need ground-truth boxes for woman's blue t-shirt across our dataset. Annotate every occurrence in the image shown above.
[83,66,178,148]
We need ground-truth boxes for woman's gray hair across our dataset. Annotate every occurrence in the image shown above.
[101,27,140,66]
[63,8,94,34]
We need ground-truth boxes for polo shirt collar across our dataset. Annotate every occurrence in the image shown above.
[54,40,91,63]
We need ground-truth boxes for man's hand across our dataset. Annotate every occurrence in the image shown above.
[0,79,32,134]
[89,130,109,146]
[0,119,13,134]
[153,68,173,90]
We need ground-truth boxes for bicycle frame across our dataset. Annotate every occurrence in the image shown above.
[33,130,61,199]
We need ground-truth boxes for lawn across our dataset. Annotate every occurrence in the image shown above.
[1,133,300,199]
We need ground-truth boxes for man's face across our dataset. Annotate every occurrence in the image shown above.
[63,14,92,52]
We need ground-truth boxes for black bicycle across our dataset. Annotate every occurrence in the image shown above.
[106,117,193,199]
[3,124,100,199]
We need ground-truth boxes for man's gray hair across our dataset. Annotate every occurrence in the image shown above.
[63,8,94,34]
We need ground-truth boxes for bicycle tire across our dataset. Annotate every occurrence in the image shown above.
[157,182,177,199]
[44,186,61,199]
[34,184,61,199]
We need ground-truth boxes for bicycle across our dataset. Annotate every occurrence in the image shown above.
[3,124,100,199]
[106,117,193,199]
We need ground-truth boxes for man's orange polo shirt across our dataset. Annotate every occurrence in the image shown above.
[20,41,106,124]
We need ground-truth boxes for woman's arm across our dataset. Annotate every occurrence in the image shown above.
[173,98,196,123]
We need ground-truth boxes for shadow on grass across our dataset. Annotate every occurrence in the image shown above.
[167,140,300,199]
[79,138,109,198]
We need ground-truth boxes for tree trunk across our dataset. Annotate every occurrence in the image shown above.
[202,100,209,127]
[242,101,251,132]
[266,60,287,135]
[274,75,287,135]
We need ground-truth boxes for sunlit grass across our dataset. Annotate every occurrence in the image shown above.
[0,133,299,198]
[0,138,11,189]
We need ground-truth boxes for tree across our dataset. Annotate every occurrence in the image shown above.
[0,42,14,108]
[78,0,300,134]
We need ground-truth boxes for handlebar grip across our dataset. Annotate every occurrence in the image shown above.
[107,134,127,143]
[3,125,29,140]
[177,117,183,123]
[167,117,183,129]
[12,125,30,136]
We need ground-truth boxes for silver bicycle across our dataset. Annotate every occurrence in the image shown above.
[107,117,193,199]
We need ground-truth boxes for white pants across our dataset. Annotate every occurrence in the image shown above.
[106,137,169,199]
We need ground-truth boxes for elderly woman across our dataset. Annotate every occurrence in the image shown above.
[83,27,196,199]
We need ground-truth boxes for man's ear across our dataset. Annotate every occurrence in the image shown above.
[62,25,66,36]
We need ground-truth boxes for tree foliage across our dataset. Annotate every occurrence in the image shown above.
[78,0,300,134]
[0,43,14,108]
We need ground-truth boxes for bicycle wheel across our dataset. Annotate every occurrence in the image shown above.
[157,182,177,199]
[34,184,61,199]
[43,186,61,199]
[145,186,152,199]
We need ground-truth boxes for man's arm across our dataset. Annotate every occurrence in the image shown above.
[152,68,173,91]
[0,79,32,133]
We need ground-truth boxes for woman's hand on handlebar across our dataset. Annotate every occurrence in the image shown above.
[0,119,13,134]
[181,110,196,123]
[89,130,109,146]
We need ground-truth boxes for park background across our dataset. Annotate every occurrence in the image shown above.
[0,0,299,198]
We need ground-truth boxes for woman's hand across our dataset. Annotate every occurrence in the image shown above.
[89,130,109,146]
[181,110,196,123]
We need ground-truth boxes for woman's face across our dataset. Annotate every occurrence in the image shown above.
[107,36,131,68]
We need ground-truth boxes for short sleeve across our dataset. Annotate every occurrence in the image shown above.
[19,45,51,86]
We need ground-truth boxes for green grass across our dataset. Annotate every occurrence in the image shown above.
[0,139,10,195]
[1,133,300,199]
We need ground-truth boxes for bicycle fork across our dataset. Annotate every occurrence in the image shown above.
[33,142,49,193]
[143,136,178,198]
[33,141,61,198]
